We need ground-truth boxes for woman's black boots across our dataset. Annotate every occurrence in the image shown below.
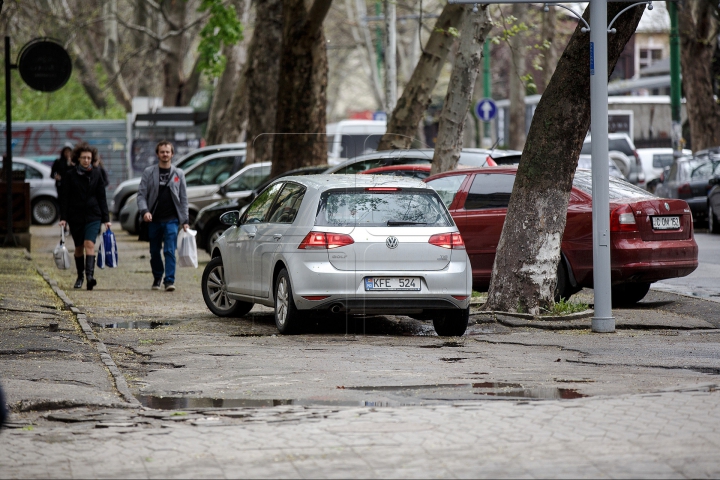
[74,256,84,289]
[85,255,97,291]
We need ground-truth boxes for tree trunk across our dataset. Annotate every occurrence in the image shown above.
[483,3,645,315]
[71,46,108,110]
[508,3,527,151]
[353,0,383,108]
[101,0,132,111]
[205,0,250,145]
[539,5,558,93]
[245,0,284,164]
[431,5,492,175]
[270,0,333,178]
[678,0,720,151]
[377,5,466,151]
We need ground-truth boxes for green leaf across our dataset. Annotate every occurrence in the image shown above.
[197,0,244,79]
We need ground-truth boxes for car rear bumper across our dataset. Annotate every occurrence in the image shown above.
[288,255,472,312]
[610,237,698,283]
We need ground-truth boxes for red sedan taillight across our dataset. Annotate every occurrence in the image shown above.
[298,232,354,249]
[428,232,465,249]
[678,183,692,197]
[610,205,638,233]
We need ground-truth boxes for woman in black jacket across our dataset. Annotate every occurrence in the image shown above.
[59,143,112,290]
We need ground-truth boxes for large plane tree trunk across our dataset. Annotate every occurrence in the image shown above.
[245,0,284,164]
[431,5,492,174]
[270,0,333,177]
[677,0,720,151]
[377,4,466,151]
[508,3,527,151]
[484,3,645,315]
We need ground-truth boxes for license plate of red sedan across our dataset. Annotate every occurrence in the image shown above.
[652,216,680,230]
[364,277,421,291]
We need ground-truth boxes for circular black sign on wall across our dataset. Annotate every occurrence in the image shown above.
[17,39,72,92]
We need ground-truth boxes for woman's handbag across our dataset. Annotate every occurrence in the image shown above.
[53,227,72,270]
[97,228,118,269]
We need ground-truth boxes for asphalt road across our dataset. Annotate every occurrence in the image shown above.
[654,231,720,302]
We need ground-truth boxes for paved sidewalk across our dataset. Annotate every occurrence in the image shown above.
[2,228,720,478]
[2,386,719,478]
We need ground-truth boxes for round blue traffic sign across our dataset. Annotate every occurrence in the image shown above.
[475,98,497,122]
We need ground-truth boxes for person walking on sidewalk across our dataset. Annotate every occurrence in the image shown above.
[137,140,189,292]
[58,143,112,290]
[50,146,73,196]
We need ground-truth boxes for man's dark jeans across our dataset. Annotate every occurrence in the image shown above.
[149,219,179,285]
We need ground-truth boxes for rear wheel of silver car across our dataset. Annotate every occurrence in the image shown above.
[202,257,253,317]
[275,269,302,334]
[612,282,651,307]
[709,206,720,234]
[32,197,58,225]
[433,308,469,337]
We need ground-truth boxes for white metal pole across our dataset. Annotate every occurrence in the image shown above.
[384,0,397,113]
[589,0,615,332]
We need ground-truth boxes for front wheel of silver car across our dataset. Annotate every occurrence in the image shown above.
[274,269,302,334]
[202,257,253,317]
[433,308,469,337]
[32,197,59,225]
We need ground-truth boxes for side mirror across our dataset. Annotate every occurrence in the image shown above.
[219,210,240,226]
[218,185,227,195]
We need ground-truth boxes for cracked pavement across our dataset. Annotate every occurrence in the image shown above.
[1,225,719,478]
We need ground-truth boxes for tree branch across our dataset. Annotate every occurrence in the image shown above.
[306,0,333,37]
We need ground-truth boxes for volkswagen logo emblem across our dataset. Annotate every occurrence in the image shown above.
[386,236,399,249]
[665,202,670,211]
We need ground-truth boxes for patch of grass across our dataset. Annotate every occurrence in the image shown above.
[22,425,34,431]
[171,412,188,417]
[543,298,589,316]
[471,291,487,298]
[139,339,156,345]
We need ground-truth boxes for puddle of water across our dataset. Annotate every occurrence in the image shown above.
[100,320,184,329]
[473,387,587,400]
[135,395,396,409]
[472,382,523,389]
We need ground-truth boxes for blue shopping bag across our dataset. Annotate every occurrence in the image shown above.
[97,228,118,269]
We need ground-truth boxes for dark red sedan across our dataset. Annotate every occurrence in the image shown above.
[425,166,698,305]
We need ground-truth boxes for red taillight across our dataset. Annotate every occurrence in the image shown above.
[365,187,400,192]
[428,232,465,249]
[302,295,330,301]
[298,231,354,249]
[610,205,638,232]
[452,295,469,300]
[678,183,692,196]
[485,156,497,167]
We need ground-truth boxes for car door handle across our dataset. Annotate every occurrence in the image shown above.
[274,234,283,241]
[247,233,255,238]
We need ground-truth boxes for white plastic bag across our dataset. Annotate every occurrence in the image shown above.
[177,228,198,268]
[53,227,72,270]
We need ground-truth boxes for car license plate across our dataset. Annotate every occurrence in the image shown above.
[652,216,680,230]
[364,277,420,291]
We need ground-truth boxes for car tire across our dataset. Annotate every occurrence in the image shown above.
[432,308,469,337]
[554,259,579,302]
[31,197,59,225]
[612,282,651,307]
[202,257,253,317]
[206,225,227,253]
[274,269,302,334]
[709,205,720,234]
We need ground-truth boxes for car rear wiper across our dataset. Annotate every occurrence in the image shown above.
[387,220,427,226]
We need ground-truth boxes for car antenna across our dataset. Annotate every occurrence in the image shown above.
[489,137,501,155]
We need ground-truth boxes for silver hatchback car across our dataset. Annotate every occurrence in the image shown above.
[202,174,471,336]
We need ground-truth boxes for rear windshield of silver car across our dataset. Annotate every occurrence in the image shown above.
[315,188,454,227]
[573,171,655,200]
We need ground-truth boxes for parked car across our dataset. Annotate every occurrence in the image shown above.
[325,148,501,175]
[194,165,329,253]
[577,154,626,179]
[118,150,247,233]
[705,169,720,233]
[655,156,719,225]
[326,119,386,165]
[360,164,432,179]
[10,157,59,225]
[110,143,246,217]
[581,133,645,186]
[424,166,698,305]
[202,174,472,336]
[636,148,692,192]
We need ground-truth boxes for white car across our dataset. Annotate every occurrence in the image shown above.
[636,148,692,191]
[202,175,472,336]
[11,157,59,225]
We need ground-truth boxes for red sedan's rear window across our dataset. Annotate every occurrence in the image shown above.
[573,171,655,200]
